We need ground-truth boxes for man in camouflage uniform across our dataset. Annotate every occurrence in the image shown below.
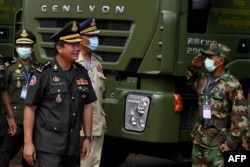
[242,90,250,150]
[187,43,248,167]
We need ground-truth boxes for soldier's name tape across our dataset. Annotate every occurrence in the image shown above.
[224,150,250,167]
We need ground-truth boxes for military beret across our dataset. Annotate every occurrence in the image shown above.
[15,28,36,45]
[79,18,100,35]
[201,43,231,60]
[49,20,82,43]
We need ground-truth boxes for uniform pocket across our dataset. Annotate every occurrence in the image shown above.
[12,73,25,81]
[201,127,226,148]
[50,85,67,95]
[210,87,224,101]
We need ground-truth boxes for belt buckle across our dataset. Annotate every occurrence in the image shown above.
[203,118,211,127]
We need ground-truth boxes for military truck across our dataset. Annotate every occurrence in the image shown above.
[0,0,23,59]
[22,0,250,166]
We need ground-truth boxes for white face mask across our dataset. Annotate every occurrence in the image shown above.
[87,36,99,51]
[17,47,32,59]
[204,58,216,72]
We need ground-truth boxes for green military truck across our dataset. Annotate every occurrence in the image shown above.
[22,0,250,166]
[0,0,23,59]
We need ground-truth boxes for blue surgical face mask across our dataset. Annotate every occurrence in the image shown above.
[204,58,217,72]
[87,36,99,51]
[17,47,32,59]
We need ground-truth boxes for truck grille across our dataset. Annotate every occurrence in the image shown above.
[39,19,132,62]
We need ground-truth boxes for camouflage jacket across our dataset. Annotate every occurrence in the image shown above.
[243,90,250,149]
[187,65,248,149]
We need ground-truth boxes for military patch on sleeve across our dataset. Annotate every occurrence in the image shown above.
[0,65,4,70]
[97,64,103,72]
[29,75,37,86]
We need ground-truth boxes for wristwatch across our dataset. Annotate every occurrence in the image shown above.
[84,135,93,141]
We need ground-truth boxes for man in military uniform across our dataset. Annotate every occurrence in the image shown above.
[0,54,17,167]
[5,28,41,166]
[187,43,248,167]
[76,17,106,167]
[22,20,97,167]
[242,90,250,150]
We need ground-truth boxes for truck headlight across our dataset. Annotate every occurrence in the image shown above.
[125,94,150,132]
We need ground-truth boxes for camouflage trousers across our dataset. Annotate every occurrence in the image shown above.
[192,143,224,167]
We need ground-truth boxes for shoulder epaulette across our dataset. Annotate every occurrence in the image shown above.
[33,60,44,67]
[74,61,87,71]
[5,59,17,67]
[36,61,51,73]
[93,53,103,62]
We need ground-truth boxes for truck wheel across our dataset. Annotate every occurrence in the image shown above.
[100,136,129,167]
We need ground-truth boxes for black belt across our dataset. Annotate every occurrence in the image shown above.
[199,116,229,128]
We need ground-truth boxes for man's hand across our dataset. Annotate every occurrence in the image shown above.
[220,143,231,152]
[23,142,36,166]
[7,117,17,136]
[192,54,204,68]
[242,141,250,150]
[80,139,91,160]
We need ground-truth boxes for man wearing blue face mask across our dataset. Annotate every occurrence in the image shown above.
[5,28,42,167]
[187,43,248,167]
[76,18,107,167]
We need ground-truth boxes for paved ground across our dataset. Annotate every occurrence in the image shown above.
[10,151,187,167]
[119,154,181,167]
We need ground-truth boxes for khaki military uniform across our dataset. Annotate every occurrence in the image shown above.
[77,52,106,167]
[187,65,248,167]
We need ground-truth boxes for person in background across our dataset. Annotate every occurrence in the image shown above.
[187,43,248,167]
[76,17,106,167]
[0,54,17,167]
[5,28,41,166]
[242,89,250,150]
[22,20,97,167]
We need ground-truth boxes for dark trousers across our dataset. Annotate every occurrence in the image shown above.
[9,124,31,167]
[37,151,77,167]
[0,135,10,167]
[0,150,9,167]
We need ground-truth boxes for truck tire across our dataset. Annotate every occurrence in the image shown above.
[100,136,129,167]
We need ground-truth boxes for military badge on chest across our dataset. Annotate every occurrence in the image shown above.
[52,75,63,104]
[15,68,22,88]
[56,89,62,104]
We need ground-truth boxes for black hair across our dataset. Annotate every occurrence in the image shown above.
[54,41,65,54]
